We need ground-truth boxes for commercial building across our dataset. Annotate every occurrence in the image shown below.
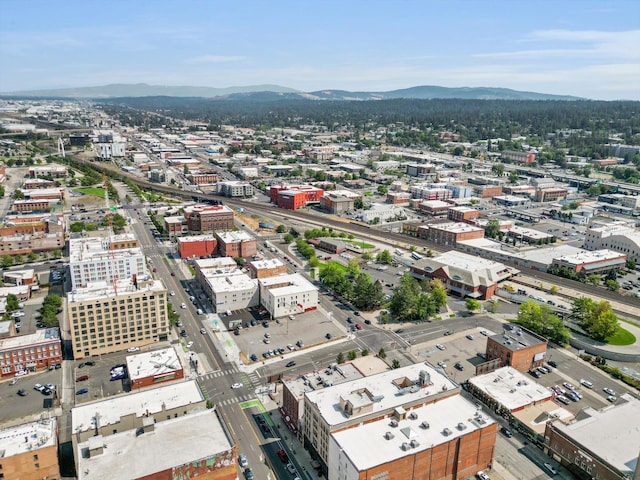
[0,417,60,480]
[164,215,187,236]
[67,278,169,359]
[501,150,536,164]
[0,328,62,377]
[215,230,257,258]
[417,199,451,216]
[485,325,548,373]
[247,258,287,279]
[448,206,480,223]
[320,191,358,214]
[183,204,235,232]
[550,249,627,274]
[534,187,568,202]
[544,394,640,480]
[217,181,255,197]
[474,185,503,198]
[308,237,347,254]
[584,223,640,263]
[0,232,64,256]
[187,172,219,185]
[205,271,259,313]
[28,165,67,178]
[386,191,412,204]
[22,187,64,201]
[126,346,184,389]
[303,363,496,479]
[271,184,325,210]
[69,233,146,289]
[12,199,55,213]
[409,184,452,201]
[2,267,37,286]
[73,381,237,480]
[410,251,514,299]
[421,222,485,247]
[177,234,218,259]
[258,273,318,318]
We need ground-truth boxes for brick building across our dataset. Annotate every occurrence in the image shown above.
[28,165,67,178]
[386,191,412,204]
[164,215,187,236]
[485,325,548,373]
[215,231,257,258]
[474,185,503,198]
[534,187,567,202]
[417,199,451,216]
[543,394,640,480]
[319,191,358,214]
[308,237,347,254]
[269,184,324,210]
[303,363,497,479]
[550,249,627,274]
[126,347,184,389]
[13,199,54,213]
[0,418,60,480]
[410,251,514,300]
[0,232,64,256]
[421,222,485,247]
[177,234,218,259]
[187,173,219,185]
[247,258,287,279]
[183,204,235,232]
[448,206,480,223]
[0,328,62,376]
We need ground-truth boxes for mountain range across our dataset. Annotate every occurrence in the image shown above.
[1,83,581,101]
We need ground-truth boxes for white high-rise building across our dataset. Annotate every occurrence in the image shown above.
[69,233,147,289]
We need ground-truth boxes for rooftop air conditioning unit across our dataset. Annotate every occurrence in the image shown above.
[457,422,467,430]
[408,412,418,420]
[389,419,398,427]
[442,428,452,436]
[401,442,411,451]
[384,431,395,440]
[420,421,430,429]
[410,439,420,448]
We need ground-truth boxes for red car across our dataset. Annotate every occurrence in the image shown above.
[276,449,289,463]
[355,324,363,330]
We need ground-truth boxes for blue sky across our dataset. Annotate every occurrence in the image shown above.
[1,0,639,99]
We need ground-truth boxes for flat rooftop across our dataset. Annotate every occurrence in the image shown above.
[552,394,640,475]
[126,347,182,382]
[508,225,553,239]
[0,417,57,457]
[193,256,237,271]
[0,327,59,350]
[284,363,365,401]
[306,363,457,427]
[489,325,547,352]
[68,279,166,303]
[207,271,257,293]
[429,222,484,233]
[72,380,204,435]
[332,394,495,471]
[421,250,504,272]
[259,273,316,293]
[76,409,232,480]
[469,366,552,411]
[216,230,255,243]
[553,249,626,265]
[69,234,141,263]
[250,258,285,270]
[177,234,216,243]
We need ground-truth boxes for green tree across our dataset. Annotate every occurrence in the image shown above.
[348,350,358,361]
[6,294,19,312]
[550,285,559,295]
[337,352,345,364]
[465,298,481,313]
[13,189,25,199]
[376,249,393,265]
[276,224,287,233]
[377,185,388,194]
[354,198,364,209]
[572,297,620,341]
[626,259,636,270]
[378,347,387,359]
[508,172,519,184]
[283,233,294,244]
[586,274,600,286]
[27,252,38,263]
[516,300,570,345]
[605,279,619,291]
[308,256,320,268]
[484,219,501,239]
[491,163,505,176]
[2,255,14,268]
[361,349,369,356]
[391,359,401,369]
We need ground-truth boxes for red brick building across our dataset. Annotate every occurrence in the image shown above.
[183,204,234,232]
[0,328,63,377]
[422,222,485,246]
[247,258,287,278]
[188,173,219,185]
[269,184,324,210]
[126,348,184,389]
[485,326,548,373]
[474,185,503,198]
[448,206,480,223]
[215,231,257,258]
[13,199,53,213]
[177,235,218,259]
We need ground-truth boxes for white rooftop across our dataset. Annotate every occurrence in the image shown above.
[193,256,238,271]
[250,258,285,270]
[216,230,255,243]
[207,271,257,293]
[68,279,166,303]
[469,367,552,411]
[508,225,553,239]
[76,409,232,480]
[258,273,317,295]
[553,249,626,265]
[332,394,495,471]
[72,380,204,435]
[0,417,57,457]
[69,234,141,263]
[177,234,216,243]
[126,347,182,382]
[0,327,59,350]
[306,363,457,427]
[430,222,484,233]
[554,394,640,475]
[420,200,451,208]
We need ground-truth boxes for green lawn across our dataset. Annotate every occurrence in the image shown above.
[320,261,347,274]
[344,240,374,249]
[74,187,105,197]
[606,327,636,346]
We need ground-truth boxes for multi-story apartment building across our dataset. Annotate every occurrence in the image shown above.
[12,199,54,213]
[0,232,64,256]
[206,271,259,313]
[69,233,146,290]
[448,206,480,223]
[215,230,257,258]
[269,184,324,210]
[217,181,255,197]
[420,222,485,247]
[67,278,169,359]
[409,184,452,201]
[0,328,62,377]
[183,204,235,232]
[0,417,60,480]
[247,258,287,279]
[187,173,219,185]
[534,186,567,202]
[177,234,218,259]
[303,363,497,479]
[258,273,318,318]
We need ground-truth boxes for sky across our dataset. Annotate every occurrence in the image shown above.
[1,0,639,100]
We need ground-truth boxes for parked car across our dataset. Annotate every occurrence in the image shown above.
[286,463,297,474]
[580,379,593,388]
[200,328,207,334]
[76,375,89,382]
[500,427,513,438]
[325,333,332,339]
[466,334,474,340]
[277,448,289,462]
[436,344,446,350]
[127,347,140,353]
[454,362,464,371]
[548,360,558,368]
[543,462,558,475]
[76,388,89,395]
[17,389,27,396]
[476,471,490,480]
[286,361,296,367]
[244,468,254,480]
[480,330,488,336]
[364,319,371,325]
[238,453,248,468]
[603,387,616,396]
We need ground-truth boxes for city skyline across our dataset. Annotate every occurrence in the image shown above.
[1,0,639,100]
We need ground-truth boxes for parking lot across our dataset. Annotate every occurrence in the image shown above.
[71,351,137,404]
[228,308,344,364]
[0,367,62,423]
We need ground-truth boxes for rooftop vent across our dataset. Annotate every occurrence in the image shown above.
[401,442,411,451]
[408,412,418,420]
[389,419,399,427]
[442,428,452,436]
[420,421,430,429]
[384,431,395,440]
[456,422,467,431]
[410,439,420,448]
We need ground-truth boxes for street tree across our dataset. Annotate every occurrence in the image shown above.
[572,297,620,341]
[516,300,570,345]
[276,225,287,233]
[376,249,393,264]
[465,298,481,313]
[484,219,501,239]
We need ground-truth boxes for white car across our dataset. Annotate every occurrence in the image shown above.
[607,395,617,403]
[543,462,557,475]
[436,344,446,350]
[480,330,488,336]
[170,291,175,296]
[476,471,490,480]
[180,303,186,309]
[34,384,45,392]
[563,382,575,390]
[603,387,616,396]
[437,361,447,368]
[186,341,194,348]
[127,347,140,353]
[580,379,593,389]
[14,370,28,377]
[231,382,243,389]
[11,311,25,318]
